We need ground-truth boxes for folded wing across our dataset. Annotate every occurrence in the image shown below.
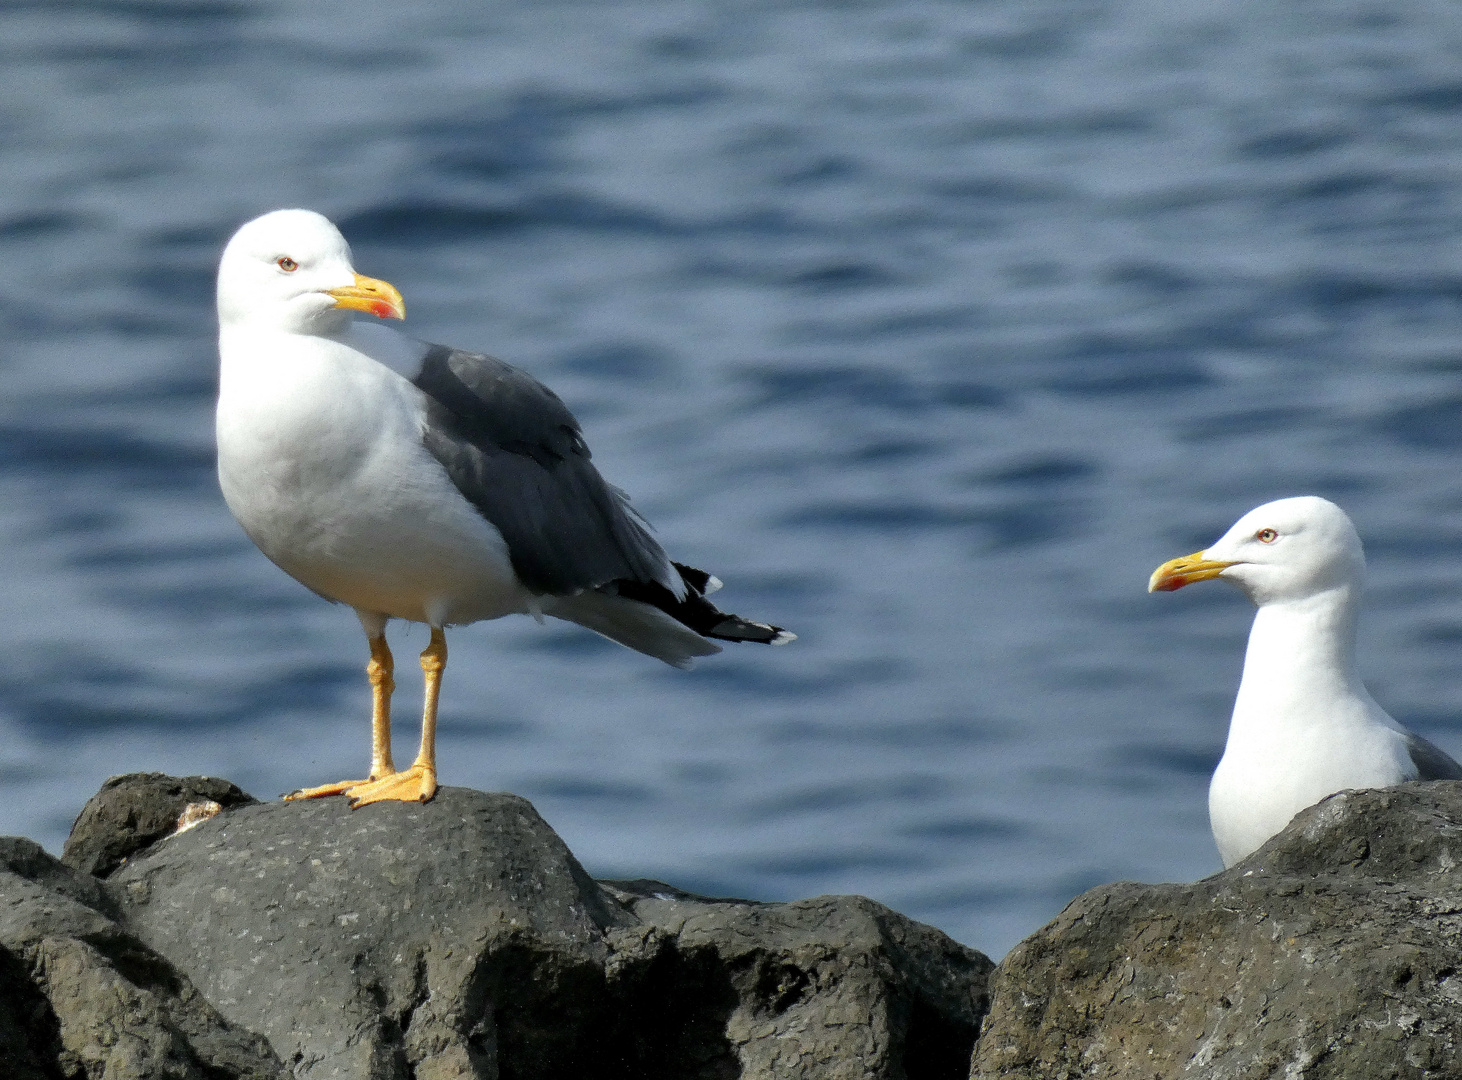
[411,345,792,663]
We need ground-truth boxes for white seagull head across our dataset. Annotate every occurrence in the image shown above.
[1149,495,1365,607]
[216,208,405,334]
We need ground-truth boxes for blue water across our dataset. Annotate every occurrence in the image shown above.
[4,0,1462,958]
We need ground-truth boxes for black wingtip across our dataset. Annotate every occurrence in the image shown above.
[605,563,794,646]
[705,617,796,646]
[672,562,715,594]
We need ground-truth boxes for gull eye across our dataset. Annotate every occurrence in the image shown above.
[276,256,298,272]
[1256,528,1278,543]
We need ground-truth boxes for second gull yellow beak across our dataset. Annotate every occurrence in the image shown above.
[327,274,405,321]
[1148,551,1236,593]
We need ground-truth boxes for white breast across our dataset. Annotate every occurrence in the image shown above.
[1206,598,1416,866]
[1208,707,1413,867]
[216,327,528,625]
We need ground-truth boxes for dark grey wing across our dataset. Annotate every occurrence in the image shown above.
[411,344,676,596]
[1404,731,1462,781]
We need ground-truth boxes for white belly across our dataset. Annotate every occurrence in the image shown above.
[217,331,527,626]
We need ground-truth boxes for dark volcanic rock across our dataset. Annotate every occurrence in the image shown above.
[63,771,258,878]
[603,880,992,1079]
[0,835,282,1079]
[101,782,991,1080]
[970,781,1462,1080]
[109,788,627,1079]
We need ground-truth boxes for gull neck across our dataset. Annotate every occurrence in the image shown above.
[1231,583,1364,734]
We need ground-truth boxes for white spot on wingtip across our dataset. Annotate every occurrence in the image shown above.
[704,575,724,595]
[770,630,796,645]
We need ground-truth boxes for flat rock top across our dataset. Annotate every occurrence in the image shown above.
[112,784,630,960]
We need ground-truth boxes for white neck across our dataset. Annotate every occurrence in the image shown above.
[218,303,351,342]
[1229,584,1364,738]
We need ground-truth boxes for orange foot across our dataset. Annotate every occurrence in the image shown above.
[344,764,437,808]
[283,774,393,801]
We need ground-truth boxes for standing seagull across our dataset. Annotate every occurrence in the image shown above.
[1149,496,1461,866]
[216,209,793,808]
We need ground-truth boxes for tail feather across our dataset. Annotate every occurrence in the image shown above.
[604,562,795,646]
[541,562,794,666]
[540,591,721,669]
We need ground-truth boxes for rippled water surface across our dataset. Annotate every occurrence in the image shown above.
[4,0,1462,956]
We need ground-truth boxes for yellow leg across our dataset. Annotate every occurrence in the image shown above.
[367,634,397,777]
[345,627,443,807]
[284,633,398,800]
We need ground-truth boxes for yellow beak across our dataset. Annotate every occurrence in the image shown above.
[1148,551,1236,593]
[327,274,406,321]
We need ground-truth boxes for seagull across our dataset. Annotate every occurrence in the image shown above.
[1149,495,1462,866]
[215,209,793,807]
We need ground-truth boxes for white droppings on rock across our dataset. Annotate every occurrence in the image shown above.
[170,799,224,837]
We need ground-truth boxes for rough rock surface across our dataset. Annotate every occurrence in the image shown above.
[0,834,282,1079]
[970,781,1462,1080]
[92,780,991,1080]
[603,880,991,1080]
[62,771,258,878]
